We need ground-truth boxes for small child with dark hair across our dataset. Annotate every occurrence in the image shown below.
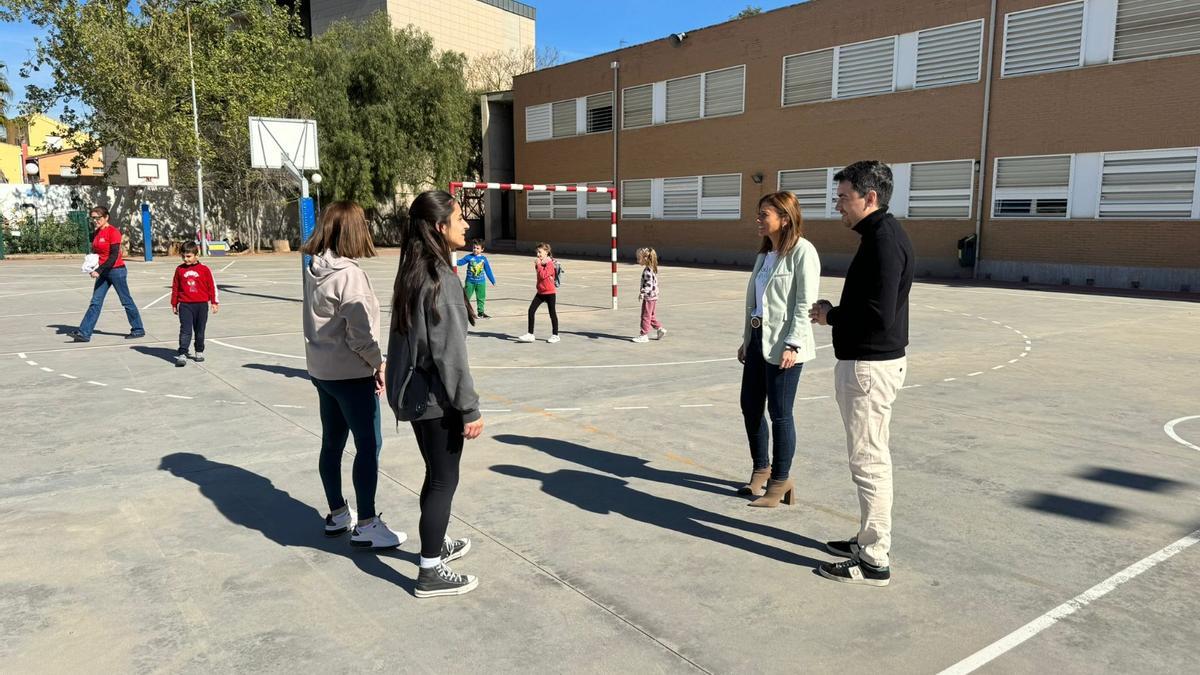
[171,241,219,367]
[457,238,496,318]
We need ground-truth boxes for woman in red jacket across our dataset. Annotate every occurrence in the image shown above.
[516,242,559,343]
[69,206,144,342]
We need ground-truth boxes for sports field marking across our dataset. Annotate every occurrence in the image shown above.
[679,404,713,408]
[123,387,146,393]
[220,261,237,272]
[967,371,983,377]
[613,406,649,410]
[39,367,53,372]
[165,394,193,400]
[939,528,1200,674]
[59,373,77,379]
[17,352,25,358]
[272,404,304,409]
[1163,415,1200,452]
[142,292,171,310]
[544,407,581,412]
[87,381,107,386]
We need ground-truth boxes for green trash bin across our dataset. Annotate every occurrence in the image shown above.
[68,211,90,253]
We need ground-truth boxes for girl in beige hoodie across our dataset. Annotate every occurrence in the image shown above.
[302,201,404,551]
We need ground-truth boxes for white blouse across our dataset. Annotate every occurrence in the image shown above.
[752,251,777,318]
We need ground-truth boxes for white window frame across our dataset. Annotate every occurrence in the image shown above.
[913,18,986,90]
[990,154,1075,219]
[620,178,653,219]
[906,159,976,219]
[1001,0,1087,78]
[780,47,836,107]
[778,167,838,219]
[1095,146,1200,220]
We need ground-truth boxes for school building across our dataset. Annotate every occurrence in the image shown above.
[505,0,1200,292]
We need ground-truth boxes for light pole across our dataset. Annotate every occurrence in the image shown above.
[311,172,323,220]
[185,1,209,256]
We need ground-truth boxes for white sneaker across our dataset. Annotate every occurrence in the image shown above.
[350,515,406,550]
[324,506,356,537]
[656,328,667,340]
[547,334,561,343]
[517,333,535,343]
[631,334,649,343]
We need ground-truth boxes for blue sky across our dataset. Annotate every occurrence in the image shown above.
[535,0,803,62]
[0,1,804,121]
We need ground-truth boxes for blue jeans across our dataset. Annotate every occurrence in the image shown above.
[78,266,144,339]
[313,376,383,519]
[740,328,803,480]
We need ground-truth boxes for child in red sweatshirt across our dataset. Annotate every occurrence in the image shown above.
[171,241,219,367]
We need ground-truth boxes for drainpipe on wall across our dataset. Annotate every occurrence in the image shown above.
[611,60,620,227]
[973,0,998,280]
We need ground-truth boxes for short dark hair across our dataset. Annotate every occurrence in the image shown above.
[89,205,109,218]
[470,238,484,248]
[834,160,893,208]
[181,241,199,255]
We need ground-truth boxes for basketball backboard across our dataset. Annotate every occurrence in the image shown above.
[248,117,319,171]
[126,158,170,187]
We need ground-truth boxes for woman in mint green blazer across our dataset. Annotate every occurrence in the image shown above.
[737,191,822,507]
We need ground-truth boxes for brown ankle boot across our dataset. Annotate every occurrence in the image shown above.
[737,468,772,496]
[748,478,795,507]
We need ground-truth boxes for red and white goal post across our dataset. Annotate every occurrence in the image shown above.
[449,181,620,310]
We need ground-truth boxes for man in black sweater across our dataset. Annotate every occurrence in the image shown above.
[809,160,914,587]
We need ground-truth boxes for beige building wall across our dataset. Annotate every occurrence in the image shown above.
[310,0,534,59]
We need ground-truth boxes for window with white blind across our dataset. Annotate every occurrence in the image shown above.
[703,66,745,117]
[622,84,653,129]
[527,190,551,219]
[700,174,742,219]
[916,20,985,88]
[782,48,834,105]
[992,155,1072,217]
[586,93,613,133]
[551,188,578,219]
[586,182,614,219]
[1099,148,1199,218]
[1113,0,1200,61]
[662,177,700,219]
[779,168,836,219]
[525,103,551,142]
[1002,1,1085,77]
[621,179,652,219]
[836,37,897,99]
[666,74,702,123]
[551,100,576,138]
[908,160,974,218]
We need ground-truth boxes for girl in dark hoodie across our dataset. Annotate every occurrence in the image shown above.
[387,190,483,598]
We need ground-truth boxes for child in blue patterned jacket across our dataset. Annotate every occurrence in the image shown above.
[457,239,496,318]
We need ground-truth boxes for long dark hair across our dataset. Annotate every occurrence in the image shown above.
[392,190,474,333]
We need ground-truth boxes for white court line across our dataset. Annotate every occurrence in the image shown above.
[545,408,581,412]
[614,406,649,410]
[1008,359,1019,364]
[272,404,304,409]
[59,373,78,379]
[25,360,37,366]
[943,378,957,382]
[87,381,108,386]
[0,286,92,299]
[938,528,1200,674]
[480,408,512,413]
[901,384,922,389]
[1163,415,1200,452]
[798,395,830,401]
[210,339,303,360]
[40,367,53,372]
[142,291,171,310]
[17,352,25,358]
[967,371,983,377]
[0,330,303,357]
[680,404,713,408]
[123,388,146,393]
[165,394,193,400]
[216,400,247,405]
[220,261,236,272]
[991,365,1005,370]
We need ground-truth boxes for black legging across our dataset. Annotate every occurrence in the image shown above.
[528,293,559,334]
[412,411,464,558]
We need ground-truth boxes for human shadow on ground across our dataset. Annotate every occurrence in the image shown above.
[244,363,310,380]
[492,464,822,567]
[493,434,740,497]
[1021,492,1128,525]
[47,323,123,338]
[467,330,520,343]
[158,452,417,593]
[1078,466,1189,493]
[218,285,302,304]
[132,345,183,364]
[557,330,636,342]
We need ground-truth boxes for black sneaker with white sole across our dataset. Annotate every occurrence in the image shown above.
[825,537,861,558]
[415,562,478,598]
[441,536,471,563]
[818,557,891,587]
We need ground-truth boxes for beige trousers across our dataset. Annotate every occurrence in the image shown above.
[834,357,906,567]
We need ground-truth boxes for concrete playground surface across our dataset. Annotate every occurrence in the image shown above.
[1,251,1198,673]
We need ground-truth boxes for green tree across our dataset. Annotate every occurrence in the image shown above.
[0,0,310,189]
[734,5,763,19]
[304,12,472,205]
[0,61,11,121]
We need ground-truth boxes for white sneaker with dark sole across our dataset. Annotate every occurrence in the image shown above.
[193,352,205,363]
[441,536,472,563]
[547,334,560,343]
[516,333,535,343]
[415,562,478,598]
[631,335,649,343]
[350,515,406,550]
[325,507,357,537]
[656,328,667,340]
